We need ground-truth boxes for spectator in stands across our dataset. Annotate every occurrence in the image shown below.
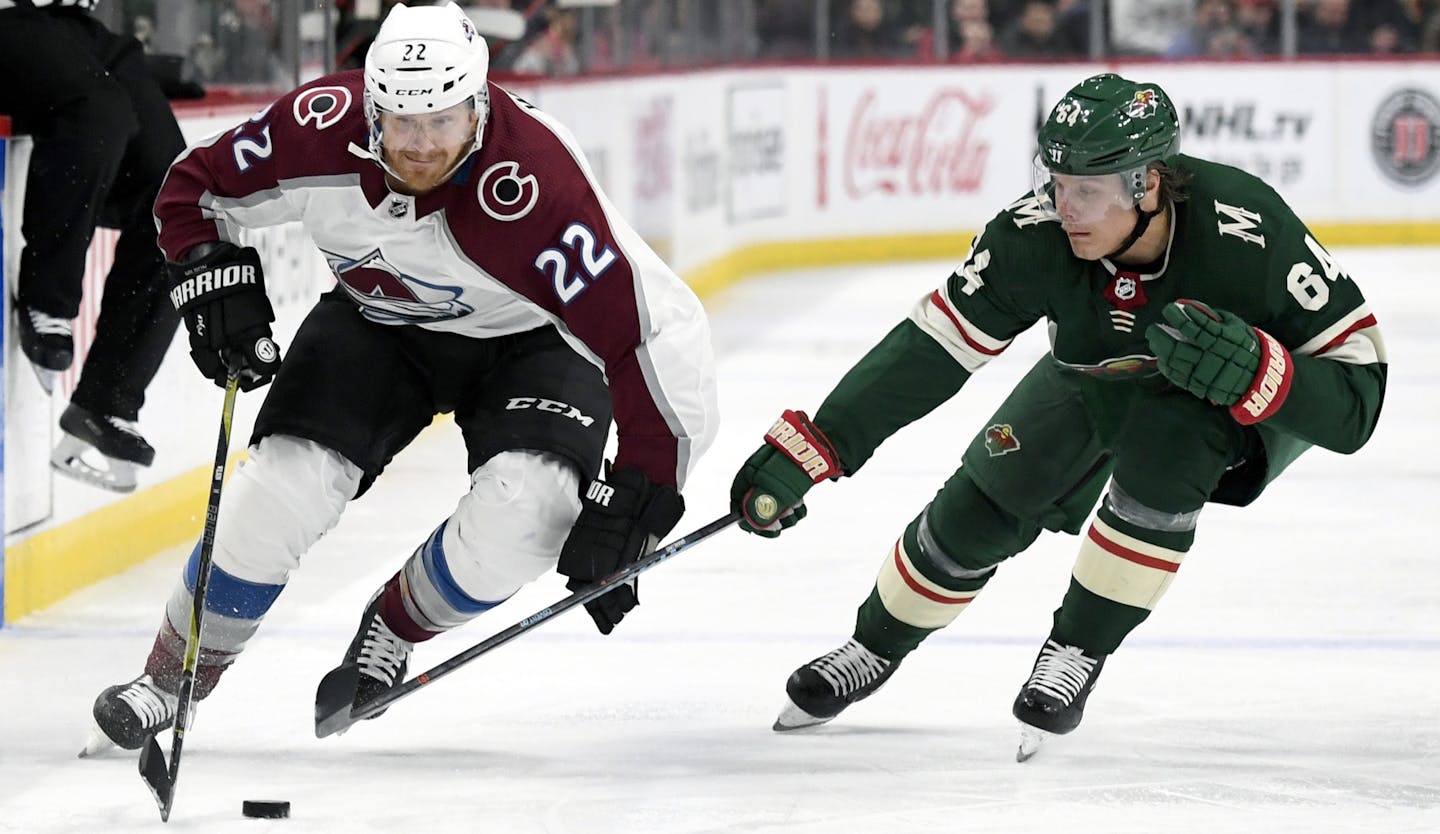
[0,0,185,492]
[513,7,581,75]
[1423,0,1440,52]
[757,0,816,59]
[948,0,991,49]
[949,0,1000,57]
[955,18,1000,57]
[1165,0,1236,57]
[1356,0,1422,53]
[831,0,908,59]
[999,0,1081,57]
[1236,0,1279,54]
[1054,0,1097,55]
[1297,0,1368,53]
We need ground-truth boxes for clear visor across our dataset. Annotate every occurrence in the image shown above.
[1031,155,1138,225]
[377,100,478,152]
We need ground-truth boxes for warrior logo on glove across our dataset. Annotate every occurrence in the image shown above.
[167,243,282,392]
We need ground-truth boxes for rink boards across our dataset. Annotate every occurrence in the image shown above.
[3,59,1439,626]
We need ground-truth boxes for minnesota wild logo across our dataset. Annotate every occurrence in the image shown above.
[984,424,1021,457]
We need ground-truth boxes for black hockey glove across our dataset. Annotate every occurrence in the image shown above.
[167,243,281,392]
[558,464,685,635]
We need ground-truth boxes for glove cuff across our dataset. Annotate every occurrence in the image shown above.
[1229,327,1293,425]
[763,409,843,485]
[638,483,684,540]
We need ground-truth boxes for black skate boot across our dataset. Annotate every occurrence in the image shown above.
[80,674,179,756]
[52,404,156,492]
[16,303,72,392]
[339,592,413,718]
[773,638,900,731]
[1012,638,1107,762]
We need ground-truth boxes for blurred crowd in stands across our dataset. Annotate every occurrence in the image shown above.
[802,0,1440,61]
[104,0,1440,89]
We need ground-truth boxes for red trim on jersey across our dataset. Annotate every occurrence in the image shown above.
[892,544,976,604]
[1316,314,1379,356]
[928,290,1004,356]
[1085,526,1180,573]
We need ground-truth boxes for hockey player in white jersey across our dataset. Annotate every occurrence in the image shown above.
[82,2,719,754]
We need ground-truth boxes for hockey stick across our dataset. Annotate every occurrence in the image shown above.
[139,368,240,822]
[315,511,740,738]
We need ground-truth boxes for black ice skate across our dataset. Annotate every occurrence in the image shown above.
[51,404,156,492]
[773,638,900,731]
[316,592,414,735]
[16,303,73,392]
[1012,638,1107,762]
[79,674,179,757]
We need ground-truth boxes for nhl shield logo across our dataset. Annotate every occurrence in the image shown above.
[984,424,1021,457]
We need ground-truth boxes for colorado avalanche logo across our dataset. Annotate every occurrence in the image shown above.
[293,86,352,131]
[322,247,474,325]
[478,160,539,221]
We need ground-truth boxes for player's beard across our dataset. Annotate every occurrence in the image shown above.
[384,144,472,195]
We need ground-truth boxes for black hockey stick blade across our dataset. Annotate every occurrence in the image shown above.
[313,663,363,738]
[314,512,740,738]
[138,736,176,821]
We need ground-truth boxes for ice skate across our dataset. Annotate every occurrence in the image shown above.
[16,303,72,393]
[773,638,899,731]
[51,404,156,492]
[1012,638,1106,762]
[320,592,414,725]
[79,674,179,757]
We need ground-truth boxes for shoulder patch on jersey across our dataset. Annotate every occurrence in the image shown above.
[1213,199,1265,247]
[293,86,353,131]
[477,160,540,221]
[1006,195,1059,228]
[984,424,1021,457]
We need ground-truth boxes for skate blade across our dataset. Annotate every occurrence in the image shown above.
[51,435,138,493]
[31,364,56,395]
[772,696,832,732]
[1016,724,1052,763]
[77,720,118,759]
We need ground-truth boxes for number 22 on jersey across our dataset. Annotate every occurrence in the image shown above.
[535,222,618,305]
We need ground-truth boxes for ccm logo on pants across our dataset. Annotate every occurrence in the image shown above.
[504,397,596,426]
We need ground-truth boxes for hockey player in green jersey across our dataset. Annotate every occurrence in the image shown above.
[729,73,1387,761]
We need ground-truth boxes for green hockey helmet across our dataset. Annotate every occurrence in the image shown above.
[1033,74,1180,219]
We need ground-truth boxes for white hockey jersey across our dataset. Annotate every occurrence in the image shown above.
[155,71,718,488]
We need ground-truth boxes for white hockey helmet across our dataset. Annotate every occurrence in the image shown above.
[364,2,490,167]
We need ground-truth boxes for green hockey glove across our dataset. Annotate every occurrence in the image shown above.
[1145,299,1294,424]
[730,410,843,538]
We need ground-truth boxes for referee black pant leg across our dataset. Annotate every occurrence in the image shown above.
[70,19,187,421]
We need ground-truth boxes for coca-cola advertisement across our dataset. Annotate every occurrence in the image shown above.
[825,84,996,208]
[728,82,786,223]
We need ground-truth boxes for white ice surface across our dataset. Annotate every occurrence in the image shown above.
[2,249,1438,833]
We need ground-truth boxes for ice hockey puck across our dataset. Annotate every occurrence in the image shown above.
[242,800,290,819]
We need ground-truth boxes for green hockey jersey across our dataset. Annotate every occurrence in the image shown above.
[813,155,1387,503]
